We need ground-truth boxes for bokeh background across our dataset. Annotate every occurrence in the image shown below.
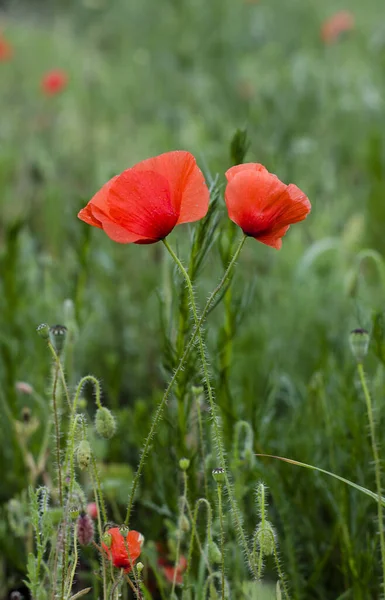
[1,0,385,598]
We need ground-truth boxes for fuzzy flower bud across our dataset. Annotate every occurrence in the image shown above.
[208,540,222,564]
[349,328,370,363]
[179,458,190,471]
[49,324,67,354]
[254,520,276,556]
[77,511,94,545]
[77,440,91,470]
[212,468,225,484]
[136,562,144,575]
[179,515,190,533]
[95,406,116,439]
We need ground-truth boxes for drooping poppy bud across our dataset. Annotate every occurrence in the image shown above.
[77,511,94,545]
[77,440,91,470]
[349,329,370,363]
[95,407,116,439]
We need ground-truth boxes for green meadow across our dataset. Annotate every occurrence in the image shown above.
[1,0,385,598]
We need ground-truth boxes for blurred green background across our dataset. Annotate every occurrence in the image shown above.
[1,0,385,598]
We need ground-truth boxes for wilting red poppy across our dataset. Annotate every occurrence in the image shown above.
[0,35,13,61]
[78,151,209,244]
[101,527,144,572]
[321,11,355,44]
[41,69,68,96]
[225,163,311,249]
[158,554,187,585]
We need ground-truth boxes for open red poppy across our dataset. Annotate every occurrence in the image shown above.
[321,11,355,44]
[225,163,311,249]
[41,69,68,96]
[78,151,210,244]
[101,527,144,572]
[0,36,13,61]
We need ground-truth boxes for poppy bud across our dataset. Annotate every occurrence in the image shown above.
[212,468,226,484]
[77,440,91,470]
[77,511,94,545]
[254,520,276,556]
[349,329,370,363]
[95,407,116,439]
[37,323,50,340]
[49,325,67,354]
[70,506,80,520]
[179,458,190,471]
[102,532,112,548]
[136,562,144,575]
[179,515,190,533]
[208,540,222,564]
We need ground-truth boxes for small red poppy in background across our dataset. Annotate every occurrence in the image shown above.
[101,527,144,572]
[321,11,355,44]
[158,554,187,585]
[225,163,311,249]
[78,151,210,244]
[0,35,13,61]
[86,502,98,520]
[41,69,68,96]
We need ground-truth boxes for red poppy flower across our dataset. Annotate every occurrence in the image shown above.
[321,11,355,44]
[101,527,144,572]
[225,163,311,249]
[0,36,13,61]
[41,69,68,96]
[86,502,98,520]
[78,151,209,244]
[158,554,187,585]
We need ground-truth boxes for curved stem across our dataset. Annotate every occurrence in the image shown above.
[124,234,247,526]
[163,237,256,576]
[52,363,63,506]
[357,363,385,591]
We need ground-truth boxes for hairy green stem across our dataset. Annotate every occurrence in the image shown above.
[163,237,256,576]
[52,363,63,506]
[357,362,385,591]
[125,234,246,526]
[171,470,188,597]
[216,483,225,600]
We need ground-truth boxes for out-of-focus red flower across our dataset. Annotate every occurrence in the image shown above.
[225,163,311,250]
[15,381,34,395]
[86,502,98,520]
[101,527,144,572]
[158,554,187,585]
[41,69,68,96]
[78,151,210,244]
[0,35,13,61]
[321,11,355,44]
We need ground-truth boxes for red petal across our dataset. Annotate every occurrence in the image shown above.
[78,203,103,228]
[225,163,268,183]
[107,169,177,241]
[132,151,209,225]
[224,169,287,235]
[274,184,311,226]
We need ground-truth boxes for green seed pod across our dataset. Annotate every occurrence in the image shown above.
[49,325,67,354]
[95,407,116,439]
[254,520,276,556]
[349,328,370,363]
[77,440,91,470]
[212,468,225,484]
[179,458,190,471]
[208,540,221,564]
[36,323,50,340]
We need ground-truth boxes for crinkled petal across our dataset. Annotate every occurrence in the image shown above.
[107,169,177,241]
[132,150,209,224]
[225,163,268,183]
